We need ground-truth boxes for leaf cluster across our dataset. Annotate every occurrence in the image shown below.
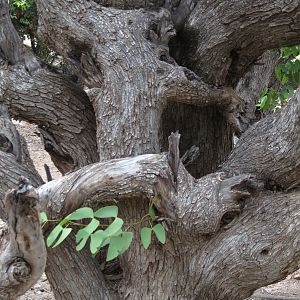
[41,200,166,262]
[257,45,300,111]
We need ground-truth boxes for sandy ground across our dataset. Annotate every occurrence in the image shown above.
[15,121,300,300]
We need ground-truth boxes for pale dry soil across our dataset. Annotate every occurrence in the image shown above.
[15,121,300,300]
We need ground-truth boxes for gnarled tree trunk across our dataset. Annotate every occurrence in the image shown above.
[1,0,300,299]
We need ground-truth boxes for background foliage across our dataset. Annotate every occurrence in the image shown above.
[10,0,58,63]
[258,45,300,111]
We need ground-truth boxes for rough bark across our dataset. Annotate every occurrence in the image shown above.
[1,0,300,299]
[161,104,232,177]
[33,2,244,296]
[0,178,46,299]
[235,50,281,132]
[9,94,300,299]
[179,0,300,86]
[1,66,99,174]
[0,105,43,218]
[0,0,98,173]
[0,132,44,297]
[0,1,108,298]
[223,89,300,191]
[0,104,109,300]
[36,0,243,163]
[45,234,110,300]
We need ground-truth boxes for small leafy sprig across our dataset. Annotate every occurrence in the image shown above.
[40,199,166,261]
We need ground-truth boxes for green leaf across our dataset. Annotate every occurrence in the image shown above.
[47,224,63,247]
[275,66,282,81]
[287,85,294,97]
[106,236,123,261]
[152,224,166,244]
[106,232,133,261]
[67,207,94,220]
[84,218,100,234]
[140,227,152,249]
[75,219,100,250]
[281,74,288,85]
[105,217,124,236]
[259,88,267,98]
[53,228,72,248]
[59,217,70,226]
[259,95,268,110]
[40,212,48,223]
[76,236,89,251]
[119,232,133,254]
[94,205,118,218]
[101,237,111,247]
[90,230,107,254]
[148,205,156,221]
[76,229,89,243]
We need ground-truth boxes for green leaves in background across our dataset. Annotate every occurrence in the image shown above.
[257,45,300,111]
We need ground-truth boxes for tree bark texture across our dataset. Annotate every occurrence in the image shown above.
[0,179,46,299]
[0,0,98,174]
[36,0,242,165]
[179,0,300,86]
[0,0,300,299]
[11,96,300,298]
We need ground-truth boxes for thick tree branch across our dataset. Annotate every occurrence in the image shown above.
[223,88,300,190]
[0,105,43,220]
[180,0,300,86]
[1,65,99,173]
[37,0,243,149]
[38,154,170,217]
[25,128,299,299]
[0,178,46,299]
[0,116,296,298]
[0,0,98,173]
[188,189,300,300]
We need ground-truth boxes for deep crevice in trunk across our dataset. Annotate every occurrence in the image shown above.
[161,102,233,177]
